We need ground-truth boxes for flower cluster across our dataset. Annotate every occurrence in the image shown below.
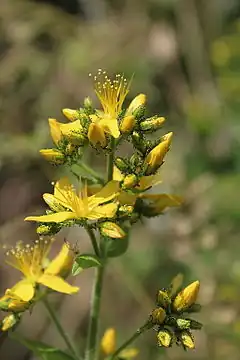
[0,70,202,357]
[149,275,202,350]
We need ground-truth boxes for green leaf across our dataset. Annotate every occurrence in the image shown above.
[11,334,75,360]
[106,234,129,257]
[72,254,102,275]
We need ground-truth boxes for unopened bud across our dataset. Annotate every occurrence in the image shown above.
[176,318,191,330]
[126,94,147,116]
[62,108,78,121]
[119,205,134,216]
[122,174,138,189]
[84,97,93,109]
[189,319,203,330]
[181,331,195,349]
[36,224,60,236]
[173,281,200,313]
[157,290,171,308]
[115,157,129,172]
[157,329,172,348]
[101,328,116,355]
[100,222,126,239]
[151,307,166,325]
[120,115,135,133]
[1,314,18,331]
[140,117,165,132]
[145,132,173,174]
[39,149,65,165]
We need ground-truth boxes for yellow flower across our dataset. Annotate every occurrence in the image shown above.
[88,117,107,147]
[48,118,83,145]
[101,328,138,358]
[145,132,173,175]
[0,287,30,313]
[3,239,79,302]
[173,281,200,312]
[89,70,132,140]
[25,178,119,223]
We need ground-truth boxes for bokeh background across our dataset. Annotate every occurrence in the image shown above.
[0,0,240,359]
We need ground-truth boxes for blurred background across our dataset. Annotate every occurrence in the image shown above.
[0,0,240,359]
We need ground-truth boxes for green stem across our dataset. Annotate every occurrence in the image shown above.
[110,323,150,359]
[77,162,104,184]
[85,227,100,257]
[107,137,115,182]
[42,297,79,360]
[85,265,105,360]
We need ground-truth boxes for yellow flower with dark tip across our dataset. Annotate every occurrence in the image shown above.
[101,328,138,359]
[2,239,79,302]
[25,178,119,223]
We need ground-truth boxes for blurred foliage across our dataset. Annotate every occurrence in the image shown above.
[0,0,240,359]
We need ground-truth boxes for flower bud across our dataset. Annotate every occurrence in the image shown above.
[1,314,19,331]
[118,205,134,216]
[126,94,146,116]
[176,318,191,330]
[62,108,78,121]
[115,157,129,172]
[173,281,200,313]
[120,115,135,133]
[140,117,165,132]
[88,122,106,147]
[151,307,166,325]
[145,132,173,175]
[39,149,65,164]
[157,329,172,348]
[181,331,195,349]
[84,97,93,110]
[131,131,145,152]
[122,174,138,189]
[189,319,203,330]
[101,328,116,355]
[36,224,60,236]
[157,290,171,308]
[100,222,126,239]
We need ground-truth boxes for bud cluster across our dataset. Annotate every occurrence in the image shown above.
[149,276,202,350]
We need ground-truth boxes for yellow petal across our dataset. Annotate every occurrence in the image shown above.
[100,118,120,138]
[59,120,82,138]
[48,118,62,145]
[39,149,65,164]
[141,194,182,211]
[46,243,75,277]
[88,122,106,146]
[25,211,76,223]
[138,174,162,190]
[113,166,124,181]
[62,108,78,121]
[89,181,119,207]
[12,280,35,302]
[38,274,79,294]
[88,203,118,220]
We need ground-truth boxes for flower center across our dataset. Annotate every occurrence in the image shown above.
[90,69,131,119]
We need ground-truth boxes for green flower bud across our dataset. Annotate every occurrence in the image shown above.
[84,97,93,110]
[1,314,19,331]
[100,222,126,239]
[151,307,166,325]
[157,329,172,348]
[157,290,171,308]
[140,117,165,132]
[176,318,191,330]
[115,157,129,172]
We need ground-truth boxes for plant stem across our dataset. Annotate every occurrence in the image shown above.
[110,323,151,359]
[85,265,105,360]
[77,162,104,184]
[42,297,79,360]
[85,227,100,257]
[107,137,115,182]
